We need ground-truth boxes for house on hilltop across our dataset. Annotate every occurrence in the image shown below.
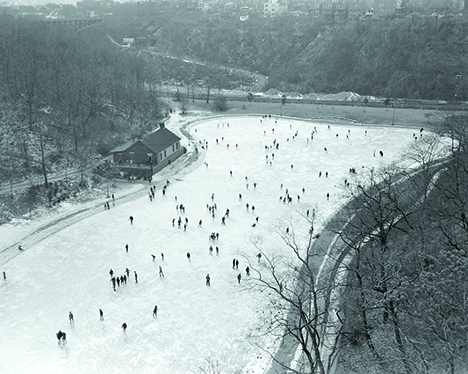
[263,0,288,16]
[109,123,185,179]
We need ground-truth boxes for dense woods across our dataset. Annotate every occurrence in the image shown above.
[333,119,468,373]
[0,13,165,188]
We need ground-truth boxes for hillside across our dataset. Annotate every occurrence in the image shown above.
[143,13,468,101]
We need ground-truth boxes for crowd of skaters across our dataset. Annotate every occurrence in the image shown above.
[7,115,402,350]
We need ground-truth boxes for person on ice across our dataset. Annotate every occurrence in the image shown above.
[206,274,211,286]
[121,322,127,333]
[134,271,138,283]
[153,305,158,317]
[159,266,164,277]
[100,309,104,321]
[129,216,134,225]
[69,311,74,323]
[57,331,66,344]
[237,273,242,284]
[187,252,191,262]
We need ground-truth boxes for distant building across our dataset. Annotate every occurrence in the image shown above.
[288,0,312,12]
[308,1,367,22]
[196,0,220,12]
[122,37,135,48]
[240,6,249,20]
[263,0,288,17]
[372,0,396,17]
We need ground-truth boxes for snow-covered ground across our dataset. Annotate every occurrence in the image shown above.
[0,115,418,374]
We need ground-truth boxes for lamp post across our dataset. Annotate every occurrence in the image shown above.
[392,102,396,126]
[147,153,153,184]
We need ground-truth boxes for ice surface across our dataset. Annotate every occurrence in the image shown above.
[0,116,417,374]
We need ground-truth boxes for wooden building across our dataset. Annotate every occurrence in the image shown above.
[109,123,185,178]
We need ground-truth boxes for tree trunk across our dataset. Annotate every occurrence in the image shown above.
[390,300,411,374]
[356,269,377,354]
[39,136,48,187]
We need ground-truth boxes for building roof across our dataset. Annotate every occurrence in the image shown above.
[142,127,181,154]
[109,126,181,154]
[109,139,136,153]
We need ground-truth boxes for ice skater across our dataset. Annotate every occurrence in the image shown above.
[69,311,74,323]
[56,330,66,344]
[100,309,104,321]
[134,271,138,283]
[153,305,158,317]
[129,216,134,225]
[3,271,5,280]
[206,274,211,286]
[125,244,129,253]
[187,252,191,262]
[237,273,242,284]
[159,266,164,277]
[121,322,127,333]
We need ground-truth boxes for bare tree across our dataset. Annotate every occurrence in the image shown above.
[248,212,342,374]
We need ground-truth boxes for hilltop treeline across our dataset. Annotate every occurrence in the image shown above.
[146,13,468,100]
[0,13,164,186]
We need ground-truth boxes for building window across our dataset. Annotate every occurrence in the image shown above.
[164,150,167,158]
[159,153,162,160]
[172,145,175,152]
